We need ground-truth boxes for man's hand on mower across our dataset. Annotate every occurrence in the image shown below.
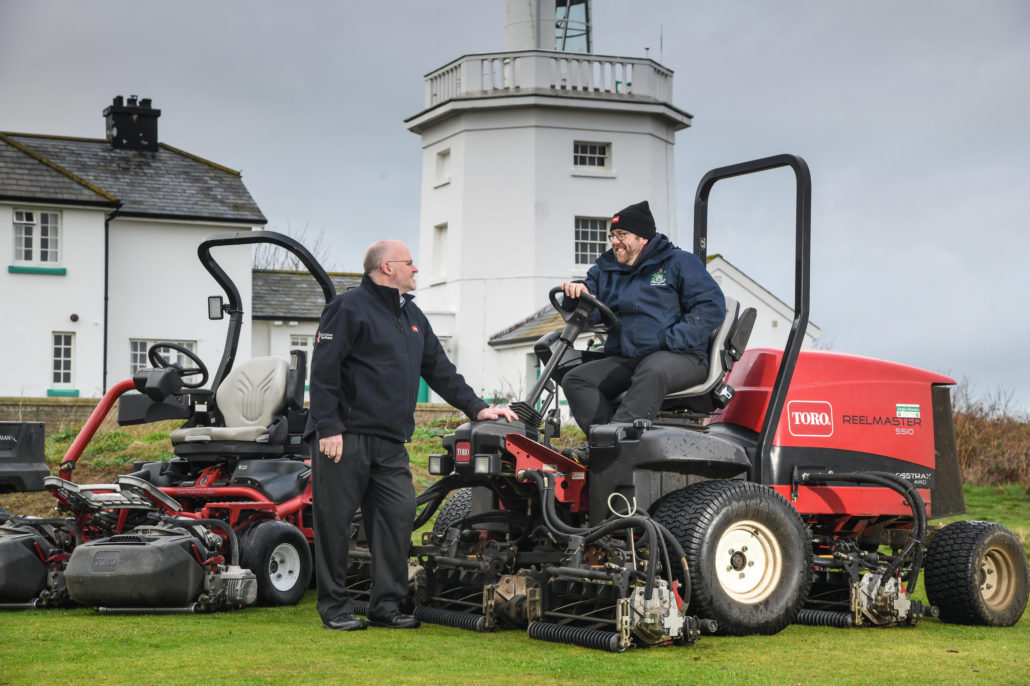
[319,434,343,463]
[560,282,590,300]
[477,407,519,423]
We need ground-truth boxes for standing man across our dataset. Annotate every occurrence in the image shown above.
[560,200,726,436]
[307,239,517,632]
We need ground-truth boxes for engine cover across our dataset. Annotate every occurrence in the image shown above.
[0,531,48,602]
[65,532,206,607]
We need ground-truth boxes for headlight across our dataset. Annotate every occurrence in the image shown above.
[428,453,453,475]
[473,453,501,475]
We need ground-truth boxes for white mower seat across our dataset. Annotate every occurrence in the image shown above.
[170,357,290,445]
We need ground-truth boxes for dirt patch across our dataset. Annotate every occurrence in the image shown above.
[1,464,125,518]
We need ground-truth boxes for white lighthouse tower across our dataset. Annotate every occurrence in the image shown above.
[406,1,692,399]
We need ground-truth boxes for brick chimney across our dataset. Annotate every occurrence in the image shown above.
[103,95,161,151]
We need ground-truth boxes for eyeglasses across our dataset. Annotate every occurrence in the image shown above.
[608,231,631,243]
[385,260,414,267]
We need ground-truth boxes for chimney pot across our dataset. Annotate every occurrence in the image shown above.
[104,94,161,152]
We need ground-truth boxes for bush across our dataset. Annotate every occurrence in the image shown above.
[952,385,1030,487]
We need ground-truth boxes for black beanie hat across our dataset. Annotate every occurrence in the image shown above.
[611,200,656,240]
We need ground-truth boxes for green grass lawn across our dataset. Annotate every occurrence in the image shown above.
[2,481,1028,686]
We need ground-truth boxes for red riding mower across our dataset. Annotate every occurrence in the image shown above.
[343,155,1028,651]
[0,232,332,613]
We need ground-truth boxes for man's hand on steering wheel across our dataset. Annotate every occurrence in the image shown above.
[561,281,590,300]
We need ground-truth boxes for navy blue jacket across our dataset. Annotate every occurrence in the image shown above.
[576,234,726,363]
[306,275,487,443]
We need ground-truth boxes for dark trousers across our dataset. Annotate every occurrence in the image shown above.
[561,350,707,432]
[311,433,415,622]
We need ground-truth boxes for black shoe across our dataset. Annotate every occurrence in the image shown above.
[561,443,589,464]
[367,610,420,629]
[322,613,368,631]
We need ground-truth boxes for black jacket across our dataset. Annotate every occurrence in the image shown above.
[306,274,487,443]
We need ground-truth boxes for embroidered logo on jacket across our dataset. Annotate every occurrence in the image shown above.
[650,268,667,286]
[316,331,333,343]
[411,325,419,333]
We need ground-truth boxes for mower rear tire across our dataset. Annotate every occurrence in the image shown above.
[652,480,812,635]
[432,487,473,537]
[240,520,312,606]
[924,520,1029,626]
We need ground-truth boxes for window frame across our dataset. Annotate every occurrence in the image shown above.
[51,331,75,388]
[13,209,62,267]
[572,141,610,170]
[574,216,609,267]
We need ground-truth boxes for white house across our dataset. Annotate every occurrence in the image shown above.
[0,96,263,399]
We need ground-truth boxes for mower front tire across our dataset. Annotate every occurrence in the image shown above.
[432,487,473,537]
[652,480,812,635]
[240,520,312,606]
[924,520,1029,626]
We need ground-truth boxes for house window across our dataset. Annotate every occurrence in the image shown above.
[290,334,313,384]
[575,217,608,265]
[14,209,61,266]
[129,339,197,374]
[52,332,74,386]
[573,141,609,169]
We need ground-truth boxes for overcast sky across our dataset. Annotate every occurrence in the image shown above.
[2,1,1028,414]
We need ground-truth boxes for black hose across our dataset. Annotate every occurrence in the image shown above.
[525,470,662,600]
[800,470,927,594]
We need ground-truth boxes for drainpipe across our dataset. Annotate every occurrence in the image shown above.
[102,209,119,394]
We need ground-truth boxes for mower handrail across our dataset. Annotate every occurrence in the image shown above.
[197,231,337,393]
[693,154,811,483]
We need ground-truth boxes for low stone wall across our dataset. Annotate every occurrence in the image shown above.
[0,397,464,436]
[0,397,100,432]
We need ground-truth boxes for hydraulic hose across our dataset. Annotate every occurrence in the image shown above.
[800,470,927,594]
[524,469,665,600]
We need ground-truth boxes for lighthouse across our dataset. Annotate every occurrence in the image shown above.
[406,1,692,399]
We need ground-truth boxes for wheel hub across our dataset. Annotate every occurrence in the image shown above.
[714,520,783,604]
[268,542,302,592]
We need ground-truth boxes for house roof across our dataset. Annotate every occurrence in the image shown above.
[0,132,266,224]
[252,270,361,320]
[489,304,566,346]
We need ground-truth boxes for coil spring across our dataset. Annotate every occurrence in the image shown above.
[527,622,625,652]
[353,600,488,632]
[796,609,855,628]
[413,606,488,632]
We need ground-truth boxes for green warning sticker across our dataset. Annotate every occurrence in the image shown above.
[896,404,920,419]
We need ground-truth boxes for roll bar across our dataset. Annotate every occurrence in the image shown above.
[693,154,812,484]
[198,231,337,391]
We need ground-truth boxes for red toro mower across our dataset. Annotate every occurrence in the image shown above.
[343,155,1028,650]
[0,232,332,612]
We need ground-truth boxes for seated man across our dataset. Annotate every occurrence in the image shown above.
[560,200,726,438]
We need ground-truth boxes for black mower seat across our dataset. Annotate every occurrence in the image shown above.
[170,356,292,456]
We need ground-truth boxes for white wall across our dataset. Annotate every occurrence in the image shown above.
[414,105,681,398]
[0,203,106,397]
[105,219,253,389]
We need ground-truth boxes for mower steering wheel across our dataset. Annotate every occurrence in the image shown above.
[147,342,209,389]
[548,286,619,332]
